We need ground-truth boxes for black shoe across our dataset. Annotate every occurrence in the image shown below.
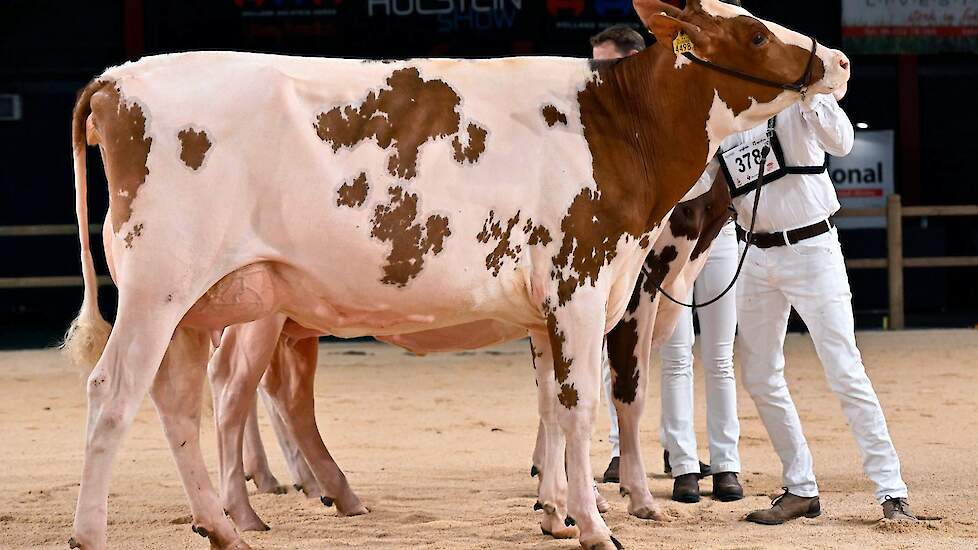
[712,472,744,502]
[602,457,620,484]
[663,450,712,478]
[672,473,701,503]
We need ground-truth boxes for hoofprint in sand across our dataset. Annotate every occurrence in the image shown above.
[0,330,975,549]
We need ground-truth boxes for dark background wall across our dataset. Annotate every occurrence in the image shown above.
[1,0,976,347]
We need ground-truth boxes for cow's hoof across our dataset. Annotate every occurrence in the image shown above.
[270,485,289,495]
[321,496,334,507]
[629,504,670,521]
[533,501,544,511]
[293,484,304,494]
[530,465,541,478]
[541,513,578,539]
[565,516,577,527]
[339,505,369,517]
[67,537,81,549]
[191,524,210,539]
[582,536,624,550]
[540,524,579,540]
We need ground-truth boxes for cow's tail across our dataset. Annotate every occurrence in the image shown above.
[61,80,112,374]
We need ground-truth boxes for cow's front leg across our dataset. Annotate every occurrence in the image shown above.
[530,331,576,539]
[607,301,668,521]
[545,299,619,550]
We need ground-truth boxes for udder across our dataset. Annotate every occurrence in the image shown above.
[181,262,283,331]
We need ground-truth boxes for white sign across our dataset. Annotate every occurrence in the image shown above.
[828,130,895,229]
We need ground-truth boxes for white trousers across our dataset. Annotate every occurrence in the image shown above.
[737,226,908,503]
[659,224,741,477]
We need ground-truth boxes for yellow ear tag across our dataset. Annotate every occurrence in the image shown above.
[673,32,694,55]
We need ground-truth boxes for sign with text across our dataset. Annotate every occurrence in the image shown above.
[842,0,978,54]
[829,130,894,229]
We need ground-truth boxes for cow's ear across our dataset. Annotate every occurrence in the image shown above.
[647,13,710,52]
[634,0,682,28]
[647,13,686,42]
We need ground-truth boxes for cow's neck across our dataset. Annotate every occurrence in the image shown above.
[579,45,725,236]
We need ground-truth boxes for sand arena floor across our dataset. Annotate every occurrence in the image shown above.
[0,330,976,549]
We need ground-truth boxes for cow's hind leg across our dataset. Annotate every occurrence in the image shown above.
[261,336,368,516]
[530,331,577,539]
[150,328,251,550]
[545,296,619,550]
[257,384,321,498]
[70,307,185,550]
[241,400,288,494]
[209,315,287,532]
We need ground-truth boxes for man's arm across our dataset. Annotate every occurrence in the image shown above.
[800,94,854,157]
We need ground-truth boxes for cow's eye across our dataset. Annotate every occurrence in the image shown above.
[752,33,768,46]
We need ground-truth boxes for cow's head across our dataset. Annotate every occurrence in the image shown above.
[635,0,850,131]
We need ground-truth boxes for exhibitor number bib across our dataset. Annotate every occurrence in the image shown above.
[719,117,787,198]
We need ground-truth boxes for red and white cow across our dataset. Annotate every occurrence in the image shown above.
[214,171,733,537]
[64,1,849,548]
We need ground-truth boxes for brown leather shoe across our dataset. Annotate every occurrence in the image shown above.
[712,472,744,502]
[602,457,620,484]
[745,490,821,525]
[672,473,701,503]
[882,497,917,521]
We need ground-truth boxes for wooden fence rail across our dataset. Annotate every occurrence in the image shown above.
[2,195,976,329]
[838,195,978,330]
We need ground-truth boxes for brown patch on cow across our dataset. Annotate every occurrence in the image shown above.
[452,122,488,164]
[336,172,370,208]
[177,128,211,171]
[545,305,578,409]
[315,67,482,179]
[551,188,628,306]
[626,245,679,314]
[477,211,522,277]
[689,172,733,262]
[639,235,651,248]
[541,104,568,127]
[523,219,553,246]
[370,186,451,286]
[606,317,640,404]
[89,83,153,233]
[123,223,144,249]
[551,37,792,306]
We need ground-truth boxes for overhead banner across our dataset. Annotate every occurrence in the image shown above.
[829,130,895,229]
[842,0,978,54]
[208,0,647,57]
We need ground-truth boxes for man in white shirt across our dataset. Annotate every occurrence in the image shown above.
[709,91,917,524]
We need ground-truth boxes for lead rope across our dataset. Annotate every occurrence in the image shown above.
[649,137,771,309]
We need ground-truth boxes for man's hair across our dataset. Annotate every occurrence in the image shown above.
[590,25,646,55]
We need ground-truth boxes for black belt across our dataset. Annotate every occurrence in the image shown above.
[736,219,834,249]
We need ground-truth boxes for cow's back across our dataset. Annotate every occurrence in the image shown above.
[95,52,619,336]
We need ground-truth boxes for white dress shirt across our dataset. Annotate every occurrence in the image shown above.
[709,94,855,233]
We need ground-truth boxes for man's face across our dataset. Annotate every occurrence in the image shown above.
[592,41,637,60]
